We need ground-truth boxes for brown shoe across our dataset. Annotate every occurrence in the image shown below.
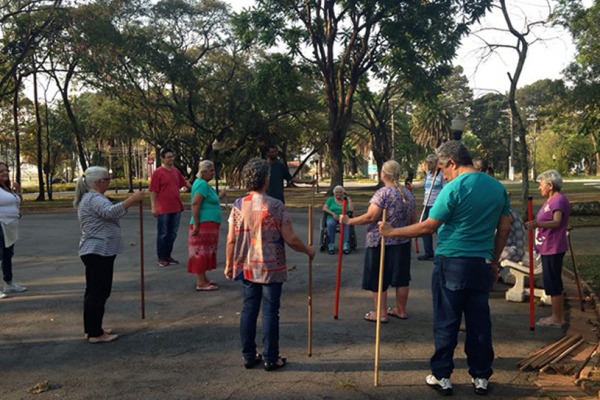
[88,333,119,344]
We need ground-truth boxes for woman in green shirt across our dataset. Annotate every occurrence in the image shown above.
[323,185,354,254]
[187,160,225,291]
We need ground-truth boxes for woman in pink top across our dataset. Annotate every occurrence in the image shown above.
[225,158,315,371]
[525,169,571,328]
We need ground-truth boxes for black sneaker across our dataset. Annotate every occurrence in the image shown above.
[417,254,434,261]
[426,374,453,396]
[472,377,489,395]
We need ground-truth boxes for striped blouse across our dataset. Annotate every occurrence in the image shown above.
[78,192,128,257]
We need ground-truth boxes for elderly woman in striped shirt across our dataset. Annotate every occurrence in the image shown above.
[74,166,145,344]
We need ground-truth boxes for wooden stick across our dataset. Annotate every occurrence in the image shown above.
[527,196,535,331]
[374,210,386,387]
[540,337,585,373]
[567,229,585,312]
[575,341,600,380]
[333,197,348,319]
[139,182,145,320]
[518,334,572,367]
[307,205,313,357]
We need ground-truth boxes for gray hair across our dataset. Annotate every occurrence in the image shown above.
[436,140,473,167]
[333,185,345,194]
[73,166,109,207]
[197,160,214,179]
[242,158,270,191]
[426,154,437,163]
[382,160,401,181]
[537,169,563,191]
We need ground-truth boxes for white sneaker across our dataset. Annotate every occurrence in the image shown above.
[4,282,27,293]
[472,377,489,395]
[0,290,7,299]
[426,374,453,396]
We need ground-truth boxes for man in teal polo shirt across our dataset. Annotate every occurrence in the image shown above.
[379,140,511,396]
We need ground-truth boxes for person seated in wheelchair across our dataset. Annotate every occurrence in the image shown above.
[323,185,354,254]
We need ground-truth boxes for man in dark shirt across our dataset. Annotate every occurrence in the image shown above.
[265,145,314,203]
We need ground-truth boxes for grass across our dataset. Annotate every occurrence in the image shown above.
[564,255,600,299]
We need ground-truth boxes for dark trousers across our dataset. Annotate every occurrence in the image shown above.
[240,279,283,364]
[430,256,494,380]
[0,227,15,283]
[82,254,116,338]
[156,212,181,259]
[421,206,434,257]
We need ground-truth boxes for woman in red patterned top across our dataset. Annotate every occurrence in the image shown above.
[225,158,315,371]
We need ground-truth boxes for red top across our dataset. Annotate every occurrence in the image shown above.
[149,167,188,214]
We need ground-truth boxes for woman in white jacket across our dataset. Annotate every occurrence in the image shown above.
[0,161,26,299]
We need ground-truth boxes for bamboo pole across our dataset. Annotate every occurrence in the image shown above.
[567,228,585,311]
[139,182,145,320]
[374,210,387,387]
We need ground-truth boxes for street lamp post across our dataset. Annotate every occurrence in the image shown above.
[212,138,223,194]
[451,113,466,141]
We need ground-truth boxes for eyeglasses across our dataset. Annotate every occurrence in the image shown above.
[98,178,111,183]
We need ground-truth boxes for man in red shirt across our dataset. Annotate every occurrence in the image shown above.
[149,148,191,267]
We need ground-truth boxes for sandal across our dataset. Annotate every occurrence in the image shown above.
[195,284,219,292]
[264,357,287,371]
[387,307,408,320]
[364,311,389,324]
[535,318,565,328]
[244,354,263,369]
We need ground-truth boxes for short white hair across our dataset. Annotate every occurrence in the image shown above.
[197,160,214,179]
[333,185,345,194]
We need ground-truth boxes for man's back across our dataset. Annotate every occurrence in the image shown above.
[430,172,509,259]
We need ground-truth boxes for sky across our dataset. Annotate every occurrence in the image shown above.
[226,0,581,98]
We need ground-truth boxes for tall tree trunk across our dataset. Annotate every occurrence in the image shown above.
[32,68,46,201]
[501,0,530,217]
[591,133,600,176]
[53,62,88,172]
[127,137,134,193]
[44,90,53,200]
[12,73,21,184]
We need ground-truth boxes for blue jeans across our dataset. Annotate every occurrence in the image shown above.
[326,216,349,246]
[430,256,494,380]
[156,212,181,259]
[240,279,283,364]
[421,206,434,256]
[0,227,14,283]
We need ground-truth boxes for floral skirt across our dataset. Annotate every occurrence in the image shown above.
[187,222,219,274]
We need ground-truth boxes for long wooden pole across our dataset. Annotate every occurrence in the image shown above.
[139,182,146,320]
[374,210,387,387]
[527,196,534,330]
[307,205,313,356]
[567,228,585,311]
[333,197,348,319]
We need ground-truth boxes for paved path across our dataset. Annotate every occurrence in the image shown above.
[0,209,595,399]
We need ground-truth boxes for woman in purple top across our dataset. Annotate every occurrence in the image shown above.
[525,169,571,328]
[343,160,416,323]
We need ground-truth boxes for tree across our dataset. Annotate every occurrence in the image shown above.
[234,0,492,192]
[464,0,572,212]
[558,0,600,175]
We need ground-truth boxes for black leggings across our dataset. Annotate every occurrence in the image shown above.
[82,254,116,337]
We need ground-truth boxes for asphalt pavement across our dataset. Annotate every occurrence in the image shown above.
[0,208,595,399]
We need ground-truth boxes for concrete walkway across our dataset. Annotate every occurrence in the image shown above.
[0,209,596,399]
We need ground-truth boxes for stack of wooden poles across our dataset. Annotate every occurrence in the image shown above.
[518,334,585,373]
